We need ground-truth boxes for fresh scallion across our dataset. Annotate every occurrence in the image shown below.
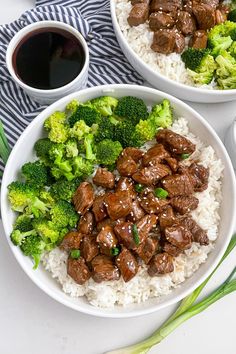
[0,119,10,164]
[70,249,80,259]
[181,153,190,160]
[132,224,140,245]
[154,187,168,199]
[110,247,120,256]
[135,184,144,193]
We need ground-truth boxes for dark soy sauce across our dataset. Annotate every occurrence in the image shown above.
[12,28,85,90]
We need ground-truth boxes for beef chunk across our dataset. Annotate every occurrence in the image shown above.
[163,242,182,257]
[165,157,178,172]
[132,163,171,185]
[117,154,138,177]
[105,190,132,220]
[165,224,192,250]
[92,195,108,222]
[192,4,216,30]
[135,237,159,264]
[140,192,169,214]
[93,168,115,189]
[162,173,195,197]
[189,30,208,49]
[176,11,196,35]
[170,195,199,214]
[137,214,158,241]
[114,221,137,249]
[91,255,120,283]
[149,12,175,31]
[127,199,145,222]
[215,8,227,25]
[180,216,209,245]
[96,218,116,232]
[156,129,196,155]
[77,211,95,234]
[148,253,174,275]
[188,162,209,192]
[81,235,99,262]
[122,147,144,162]
[116,248,138,282]
[159,205,177,229]
[131,0,149,4]
[60,231,83,252]
[201,0,219,8]
[97,225,118,250]
[73,182,94,215]
[150,0,181,13]
[116,177,137,200]
[127,3,149,26]
[142,144,170,166]
[67,257,91,285]
[151,29,185,55]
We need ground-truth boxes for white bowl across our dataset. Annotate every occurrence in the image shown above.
[110,1,236,103]
[1,84,236,318]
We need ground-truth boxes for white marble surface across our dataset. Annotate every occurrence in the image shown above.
[1,1,236,354]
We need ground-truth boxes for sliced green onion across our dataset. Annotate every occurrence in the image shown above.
[154,187,168,199]
[181,153,190,160]
[110,247,120,256]
[70,249,80,259]
[0,119,11,164]
[135,184,144,193]
[132,224,140,245]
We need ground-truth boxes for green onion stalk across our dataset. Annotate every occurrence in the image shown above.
[105,235,236,354]
[0,119,11,164]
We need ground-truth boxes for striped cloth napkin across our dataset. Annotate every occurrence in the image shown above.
[0,0,143,176]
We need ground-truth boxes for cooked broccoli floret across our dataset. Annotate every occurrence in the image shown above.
[89,96,118,116]
[34,138,55,165]
[68,105,101,127]
[44,111,69,143]
[229,41,236,58]
[14,214,33,232]
[135,119,157,141]
[215,50,236,89]
[113,120,143,148]
[84,134,96,160]
[73,156,94,178]
[181,48,211,71]
[50,179,78,202]
[20,233,47,269]
[208,21,235,56]
[96,139,123,165]
[66,99,79,114]
[228,9,236,22]
[70,120,91,141]
[114,96,148,125]
[187,54,216,85]
[95,117,116,143]
[50,200,79,228]
[149,99,173,129]
[39,190,55,207]
[11,228,36,246]
[21,160,49,187]
[33,218,60,243]
[65,139,78,158]
[49,144,74,181]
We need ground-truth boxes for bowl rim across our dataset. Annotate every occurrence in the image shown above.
[110,0,236,97]
[1,84,236,318]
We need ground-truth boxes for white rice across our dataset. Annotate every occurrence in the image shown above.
[114,0,230,89]
[42,118,224,308]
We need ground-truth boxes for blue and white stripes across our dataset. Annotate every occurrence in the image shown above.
[0,0,143,176]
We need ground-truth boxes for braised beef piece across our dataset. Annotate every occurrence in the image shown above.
[150,0,182,14]
[73,182,94,215]
[96,218,116,232]
[192,4,216,30]
[180,216,209,245]
[128,3,149,26]
[148,252,174,276]
[135,237,159,264]
[77,211,95,234]
[162,172,195,197]
[159,205,177,229]
[137,214,158,241]
[117,154,138,177]
[105,190,132,220]
[116,177,137,200]
[116,248,138,282]
[215,8,227,25]
[149,12,175,31]
[81,235,99,262]
[201,0,219,8]
[176,11,196,35]
[132,163,171,185]
[163,242,182,256]
[189,30,208,49]
[170,195,199,214]
[156,129,196,155]
[142,144,170,166]
[91,255,120,283]
[165,224,192,250]
[67,257,91,285]
[97,225,118,250]
[165,156,179,172]
[92,194,108,222]
[114,221,137,249]
[131,0,150,4]
[140,191,169,214]
[123,147,144,162]
[127,199,145,222]
[188,162,209,192]
[93,168,115,189]
[151,29,185,54]
[183,0,194,14]
[60,231,83,252]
